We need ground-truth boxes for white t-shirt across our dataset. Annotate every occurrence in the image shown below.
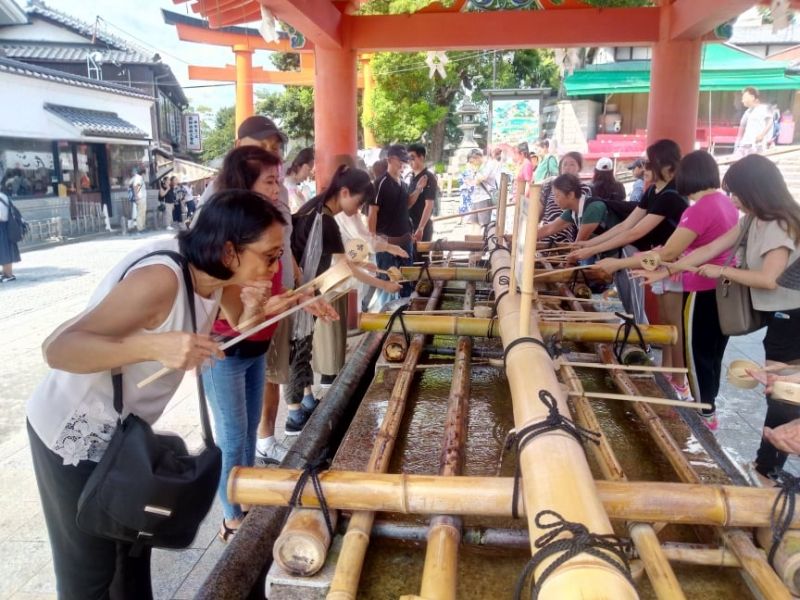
[0,192,9,222]
[26,240,221,466]
[129,173,145,200]
[740,104,772,147]
[745,218,800,311]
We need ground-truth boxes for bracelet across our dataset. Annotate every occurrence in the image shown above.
[719,266,725,278]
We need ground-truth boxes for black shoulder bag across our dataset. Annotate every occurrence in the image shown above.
[0,195,29,243]
[76,250,221,555]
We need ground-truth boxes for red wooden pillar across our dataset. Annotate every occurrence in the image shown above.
[314,46,358,189]
[646,39,702,155]
[233,44,254,133]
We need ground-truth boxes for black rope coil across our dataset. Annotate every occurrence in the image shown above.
[513,510,634,600]
[288,453,335,539]
[509,390,601,519]
[768,469,800,566]
[613,312,648,363]
[486,265,511,283]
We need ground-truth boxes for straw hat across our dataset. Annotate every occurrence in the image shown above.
[777,257,800,291]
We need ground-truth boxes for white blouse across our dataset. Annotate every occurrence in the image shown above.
[26,239,221,465]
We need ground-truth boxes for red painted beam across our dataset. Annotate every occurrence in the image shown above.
[208,5,263,28]
[669,0,754,40]
[259,0,343,49]
[188,63,364,86]
[347,7,660,51]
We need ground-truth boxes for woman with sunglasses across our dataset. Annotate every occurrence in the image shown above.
[26,190,291,598]
[203,146,328,541]
[640,154,800,479]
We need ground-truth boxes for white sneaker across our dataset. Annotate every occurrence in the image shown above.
[256,440,289,466]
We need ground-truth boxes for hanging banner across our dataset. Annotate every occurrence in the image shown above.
[184,113,202,152]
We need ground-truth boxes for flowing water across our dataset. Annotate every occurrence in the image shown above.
[331,329,753,598]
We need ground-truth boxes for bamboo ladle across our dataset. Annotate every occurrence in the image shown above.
[639,252,699,273]
[567,390,711,411]
[532,264,597,279]
[137,262,353,389]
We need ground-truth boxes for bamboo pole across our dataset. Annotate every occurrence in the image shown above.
[272,285,443,579]
[567,390,711,411]
[325,283,445,599]
[496,173,510,240]
[431,202,504,222]
[399,266,487,282]
[417,282,474,600]
[518,184,541,337]
[558,360,687,374]
[660,543,741,567]
[227,469,800,529]
[755,527,800,595]
[559,354,685,599]
[415,240,486,253]
[597,343,793,600]
[359,313,677,346]
[484,227,638,599]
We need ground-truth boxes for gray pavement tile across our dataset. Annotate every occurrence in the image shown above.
[18,560,55,596]
[151,548,205,600]
[9,506,49,544]
[0,541,51,598]
[171,540,227,600]
[9,594,56,600]
[189,499,224,550]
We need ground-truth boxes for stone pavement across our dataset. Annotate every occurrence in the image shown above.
[0,230,794,599]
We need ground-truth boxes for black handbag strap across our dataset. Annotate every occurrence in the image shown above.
[113,249,216,449]
[722,214,755,269]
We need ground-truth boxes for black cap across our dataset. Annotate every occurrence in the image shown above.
[386,144,410,163]
[627,158,645,169]
[237,115,288,144]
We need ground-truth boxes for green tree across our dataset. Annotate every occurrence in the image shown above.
[256,86,315,144]
[201,106,235,162]
[271,52,300,71]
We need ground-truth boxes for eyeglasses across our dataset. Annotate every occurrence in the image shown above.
[244,247,284,266]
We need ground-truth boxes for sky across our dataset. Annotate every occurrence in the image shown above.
[44,0,281,117]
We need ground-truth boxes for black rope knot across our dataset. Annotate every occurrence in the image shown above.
[613,311,648,363]
[513,509,634,599]
[769,469,800,566]
[288,453,335,539]
[509,390,601,519]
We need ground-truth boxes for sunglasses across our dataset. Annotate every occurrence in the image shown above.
[244,247,284,267]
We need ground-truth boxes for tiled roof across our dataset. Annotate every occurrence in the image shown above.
[44,103,149,140]
[0,56,153,100]
[0,42,151,64]
[26,0,152,61]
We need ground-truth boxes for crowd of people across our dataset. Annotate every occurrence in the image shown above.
[21,94,800,598]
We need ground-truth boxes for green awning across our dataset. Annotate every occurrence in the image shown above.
[564,44,800,96]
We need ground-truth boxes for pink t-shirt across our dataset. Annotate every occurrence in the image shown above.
[679,190,739,291]
[516,159,533,183]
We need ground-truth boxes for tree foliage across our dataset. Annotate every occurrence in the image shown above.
[201,106,235,162]
[256,86,315,143]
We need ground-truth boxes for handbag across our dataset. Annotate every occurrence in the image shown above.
[716,215,768,336]
[0,195,28,243]
[76,250,221,554]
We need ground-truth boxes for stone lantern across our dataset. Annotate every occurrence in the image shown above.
[447,99,482,173]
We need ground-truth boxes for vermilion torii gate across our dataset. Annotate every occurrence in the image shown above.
[170,0,793,185]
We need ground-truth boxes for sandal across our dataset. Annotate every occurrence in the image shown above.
[218,519,238,543]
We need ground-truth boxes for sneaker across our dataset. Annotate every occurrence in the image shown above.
[1,275,15,282]
[701,412,719,431]
[672,382,692,402]
[285,407,313,436]
[256,440,289,466]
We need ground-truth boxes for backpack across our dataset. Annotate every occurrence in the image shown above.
[583,196,638,234]
[0,195,28,243]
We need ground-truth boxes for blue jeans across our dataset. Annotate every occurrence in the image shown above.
[373,241,413,310]
[202,353,266,521]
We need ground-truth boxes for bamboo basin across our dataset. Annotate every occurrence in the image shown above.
[774,381,800,405]
[727,359,761,389]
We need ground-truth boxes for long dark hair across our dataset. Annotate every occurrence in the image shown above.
[675,150,720,197]
[723,154,800,242]
[297,165,375,216]
[286,147,314,177]
[646,139,681,183]
[216,146,281,192]
[592,169,621,200]
[179,189,286,280]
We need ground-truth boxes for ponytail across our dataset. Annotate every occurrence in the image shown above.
[323,165,375,205]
